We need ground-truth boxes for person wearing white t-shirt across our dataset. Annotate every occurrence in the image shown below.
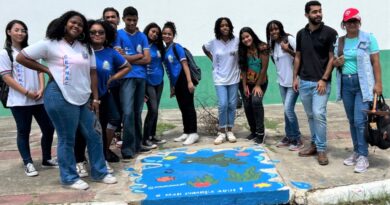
[266,20,303,151]
[203,17,240,145]
[16,11,117,190]
[0,20,57,177]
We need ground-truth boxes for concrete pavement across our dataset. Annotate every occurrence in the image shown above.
[0,102,390,205]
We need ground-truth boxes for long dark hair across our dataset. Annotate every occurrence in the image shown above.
[214,17,234,40]
[266,20,289,52]
[4,20,29,62]
[238,27,267,72]
[143,22,165,57]
[46,11,92,53]
[88,19,116,48]
[162,21,177,37]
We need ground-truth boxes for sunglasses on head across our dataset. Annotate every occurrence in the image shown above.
[89,30,105,36]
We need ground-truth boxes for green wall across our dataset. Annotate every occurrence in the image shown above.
[1,50,389,117]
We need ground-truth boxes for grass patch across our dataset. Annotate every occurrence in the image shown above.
[265,118,279,130]
[335,192,390,205]
[156,122,176,136]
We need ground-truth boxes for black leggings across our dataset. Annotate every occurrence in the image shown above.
[143,83,163,141]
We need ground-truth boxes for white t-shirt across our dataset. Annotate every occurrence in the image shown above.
[272,35,296,87]
[22,39,96,105]
[0,47,43,107]
[204,37,240,85]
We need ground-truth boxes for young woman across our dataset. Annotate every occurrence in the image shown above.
[0,20,57,177]
[143,23,166,147]
[162,21,199,146]
[333,8,383,173]
[16,11,117,190]
[266,20,303,151]
[202,17,240,145]
[238,27,269,144]
[89,19,131,165]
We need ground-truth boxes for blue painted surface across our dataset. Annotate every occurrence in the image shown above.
[127,147,289,205]
[290,181,312,190]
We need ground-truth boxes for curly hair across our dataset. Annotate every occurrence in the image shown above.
[143,22,165,57]
[46,10,91,53]
[88,19,116,48]
[238,27,268,72]
[214,17,234,40]
[162,21,177,37]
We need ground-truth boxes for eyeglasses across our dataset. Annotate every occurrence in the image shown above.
[344,19,360,25]
[89,30,105,36]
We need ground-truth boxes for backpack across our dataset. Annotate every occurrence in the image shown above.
[0,48,13,108]
[171,43,201,86]
[365,94,390,149]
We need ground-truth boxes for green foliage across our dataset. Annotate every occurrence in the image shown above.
[226,166,261,182]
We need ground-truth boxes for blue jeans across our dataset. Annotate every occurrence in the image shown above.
[44,81,107,185]
[279,85,301,140]
[215,83,239,129]
[299,79,330,151]
[120,78,145,157]
[341,74,369,157]
[10,104,54,165]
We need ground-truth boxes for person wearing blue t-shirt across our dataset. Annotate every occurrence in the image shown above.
[142,23,167,147]
[114,7,151,160]
[333,8,383,173]
[162,21,199,146]
[89,20,131,166]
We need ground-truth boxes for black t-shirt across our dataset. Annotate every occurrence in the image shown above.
[296,23,337,82]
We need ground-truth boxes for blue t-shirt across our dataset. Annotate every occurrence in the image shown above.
[114,29,149,79]
[342,34,379,75]
[95,47,127,97]
[164,43,186,86]
[146,43,164,86]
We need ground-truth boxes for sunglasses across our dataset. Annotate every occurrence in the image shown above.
[89,30,105,36]
[344,19,360,24]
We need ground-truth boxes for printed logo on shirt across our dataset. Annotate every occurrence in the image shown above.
[15,63,25,87]
[124,47,132,55]
[82,51,88,59]
[136,44,142,53]
[157,50,161,58]
[168,55,174,63]
[102,61,111,71]
[63,55,71,85]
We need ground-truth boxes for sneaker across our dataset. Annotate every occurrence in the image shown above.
[151,136,167,144]
[106,149,120,163]
[76,161,88,178]
[344,152,359,166]
[254,133,265,144]
[42,158,59,168]
[226,132,237,143]
[183,133,199,145]
[288,139,305,151]
[143,139,158,149]
[354,156,369,173]
[64,179,89,190]
[25,163,38,177]
[115,140,123,148]
[100,174,117,184]
[214,132,226,145]
[276,137,290,147]
[139,146,152,154]
[174,133,189,142]
[246,133,256,140]
[106,161,114,174]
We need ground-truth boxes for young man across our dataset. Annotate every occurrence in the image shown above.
[292,1,337,165]
[114,6,151,161]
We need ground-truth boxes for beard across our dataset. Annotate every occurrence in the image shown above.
[309,16,322,25]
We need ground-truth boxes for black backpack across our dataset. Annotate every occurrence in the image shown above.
[171,43,201,86]
[365,95,390,149]
[0,48,13,108]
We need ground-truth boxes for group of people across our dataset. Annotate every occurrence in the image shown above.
[0,0,383,190]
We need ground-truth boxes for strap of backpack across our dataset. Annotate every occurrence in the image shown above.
[171,43,180,62]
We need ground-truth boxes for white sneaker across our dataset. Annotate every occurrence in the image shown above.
[174,133,189,142]
[183,133,199,145]
[354,156,369,173]
[343,152,358,166]
[25,163,38,177]
[42,158,59,168]
[214,132,226,145]
[106,161,114,174]
[100,174,117,184]
[64,179,89,190]
[226,131,237,143]
[76,161,88,178]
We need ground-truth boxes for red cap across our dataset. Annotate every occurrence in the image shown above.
[343,8,361,22]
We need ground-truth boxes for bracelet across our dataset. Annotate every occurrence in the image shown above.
[24,90,29,96]
[93,99,101,104]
